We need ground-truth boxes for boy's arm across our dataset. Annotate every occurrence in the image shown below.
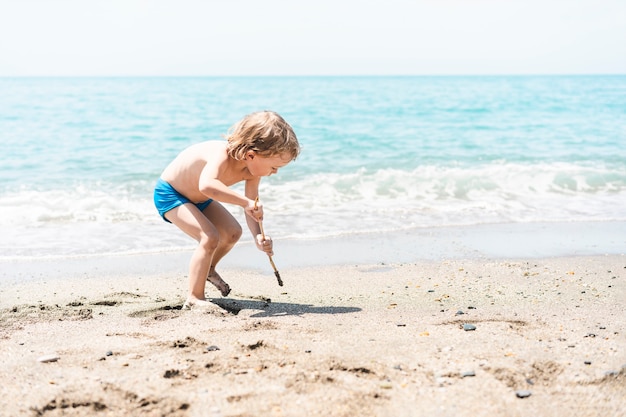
[244,178,262,237]
[197,162,258,216]
[245,178,273,255]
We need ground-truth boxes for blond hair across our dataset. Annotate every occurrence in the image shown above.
[226,111,300,161]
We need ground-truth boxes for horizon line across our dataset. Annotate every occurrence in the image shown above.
[1,73,625,78]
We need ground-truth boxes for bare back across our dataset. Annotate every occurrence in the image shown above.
[160,141,253,202]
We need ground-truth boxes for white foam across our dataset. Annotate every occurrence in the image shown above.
[1,161,625,258]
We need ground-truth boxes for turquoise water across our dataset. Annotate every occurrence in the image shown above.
[1,76,625,258]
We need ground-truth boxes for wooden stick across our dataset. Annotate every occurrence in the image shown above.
[254,197,283,286]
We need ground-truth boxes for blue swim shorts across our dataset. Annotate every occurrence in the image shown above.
[153,178,213,223]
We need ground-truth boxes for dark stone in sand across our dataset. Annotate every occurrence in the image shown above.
[461,370,476,377]
[515,390,532,398]
[456,310,464,316]
[163,369,180,378]
[206,345,220,352]
[106,351,113,356]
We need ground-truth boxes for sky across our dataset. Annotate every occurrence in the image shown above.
[0,0,624,76]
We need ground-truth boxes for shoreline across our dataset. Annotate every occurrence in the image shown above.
[1,221,624,286]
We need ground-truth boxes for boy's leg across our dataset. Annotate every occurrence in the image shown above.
[202,201,243,272]
[164,203,220,302]
[201,202,242,294]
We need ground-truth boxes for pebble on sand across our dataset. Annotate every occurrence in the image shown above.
[37,354,60,363]
[515,390,532,398]
[463,324,477,331]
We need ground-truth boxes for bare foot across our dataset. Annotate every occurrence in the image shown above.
[182,298,221,311]
[207,271,231,297]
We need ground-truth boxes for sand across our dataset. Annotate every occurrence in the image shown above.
[1,226,625,416]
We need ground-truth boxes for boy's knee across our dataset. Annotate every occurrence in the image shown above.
[228,224,243,243]
[199,230,219,251]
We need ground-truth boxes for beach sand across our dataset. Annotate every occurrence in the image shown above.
[1,226,625,417]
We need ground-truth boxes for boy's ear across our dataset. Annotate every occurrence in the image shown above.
[245,150,256,160]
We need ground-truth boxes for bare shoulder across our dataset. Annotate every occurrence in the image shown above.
[161,141,229,184]
[171,141,229,169]
[184,140,227,159]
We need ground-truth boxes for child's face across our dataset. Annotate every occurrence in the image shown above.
[246,152,291,177]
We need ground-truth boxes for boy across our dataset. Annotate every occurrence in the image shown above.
[154,111,300,309]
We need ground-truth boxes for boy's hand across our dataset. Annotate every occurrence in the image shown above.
[245,200,263,222]
[255,234,274,256]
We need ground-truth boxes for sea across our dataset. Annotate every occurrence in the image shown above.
[1,76,625,260]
